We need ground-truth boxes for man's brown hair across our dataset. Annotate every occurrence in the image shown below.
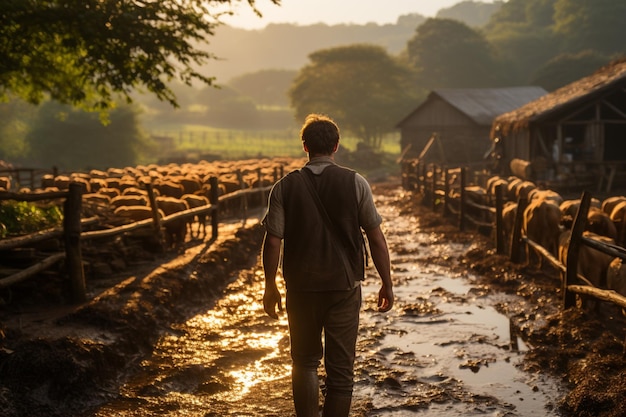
[300,113,340,155]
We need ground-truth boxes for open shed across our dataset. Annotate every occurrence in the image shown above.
[396,87,547,165]
[491,59,626,193]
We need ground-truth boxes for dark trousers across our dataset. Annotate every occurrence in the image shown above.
[286,286,361,397]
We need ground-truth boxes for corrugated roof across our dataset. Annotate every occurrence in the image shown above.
[434,86,548,125]
[493,59,626,135]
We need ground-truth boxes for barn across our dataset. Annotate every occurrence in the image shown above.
[491,59,626,193]
[396,87,547,165]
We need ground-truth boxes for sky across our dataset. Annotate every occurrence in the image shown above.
[220,0,498,29]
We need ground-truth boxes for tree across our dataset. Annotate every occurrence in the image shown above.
[289,44,419,149]
[196,85,259,128]
[437,0,504,28]
[530,50,612,91]
[0,97,37,161]
[26,101,154,171]
[554,0,626,55]
[405,18,503,89]
[0,0,279,112]
[229,69,297,107]
[482,0,560,84]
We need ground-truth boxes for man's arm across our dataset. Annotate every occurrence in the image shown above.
[364,225,394,312]
[262,232,283,319]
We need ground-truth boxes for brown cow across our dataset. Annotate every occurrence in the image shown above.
[607,257,626,296]
[501,201,518,254]
[601,195,626,216]
[156,196,190,248]
[114,205,161,222]
[154,180,185,199]
[607,257,626,316]
[523,198,561,269]
[110,194,149,209]
[0,176,10,191]
[609,200,626,246]
[558,230,615,311]
[528,188,563,206]
[182,194,210,239]
[586,208,617,240]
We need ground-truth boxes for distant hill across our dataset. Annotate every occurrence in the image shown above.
[201,14,425,84]
[437,0,504,27]
[199,1,502,84]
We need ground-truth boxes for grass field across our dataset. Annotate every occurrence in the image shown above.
[149,125,401,161]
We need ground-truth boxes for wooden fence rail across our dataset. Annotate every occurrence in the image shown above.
[0,169,278,303]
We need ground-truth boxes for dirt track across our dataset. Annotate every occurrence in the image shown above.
[1,178,625,416]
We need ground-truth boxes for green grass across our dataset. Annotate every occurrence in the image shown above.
[148,125,401,161]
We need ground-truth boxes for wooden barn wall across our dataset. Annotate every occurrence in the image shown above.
[399,97,491,164]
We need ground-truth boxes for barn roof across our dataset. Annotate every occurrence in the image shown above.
[493,58,626,136]
[435,87,548,125]
[396,86,547,127]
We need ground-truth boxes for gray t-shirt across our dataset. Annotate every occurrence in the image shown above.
[263,156,382,239]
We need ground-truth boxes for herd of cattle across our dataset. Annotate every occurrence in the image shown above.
[0,157,306,248]
[3,161,626,307]
[467,175,626,310]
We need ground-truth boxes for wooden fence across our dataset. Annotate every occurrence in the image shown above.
[0,168,279,304]
[401,159,626,313]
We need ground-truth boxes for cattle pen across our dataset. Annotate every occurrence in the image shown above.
[401,158,626,333]
[0,160,291,305]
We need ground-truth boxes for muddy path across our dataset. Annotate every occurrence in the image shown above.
[1,179,625,416]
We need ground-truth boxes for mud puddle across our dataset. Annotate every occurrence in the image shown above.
[83,190,567,416]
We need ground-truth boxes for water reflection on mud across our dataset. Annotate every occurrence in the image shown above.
[88,191,566,416]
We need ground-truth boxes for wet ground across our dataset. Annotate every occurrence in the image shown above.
[1,178,625,416]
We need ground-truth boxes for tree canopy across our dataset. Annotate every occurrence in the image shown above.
[554,0,626,55]
[406,18,502,89]
[0,0,279,111]
[289,44,419,149]
[26,101,153,171]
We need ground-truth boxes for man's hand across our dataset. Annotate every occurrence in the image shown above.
[262,232,283,319]
[263,282,283,319]
[377,284,394,312]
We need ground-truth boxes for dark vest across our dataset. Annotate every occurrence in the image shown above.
[281,165,364,292]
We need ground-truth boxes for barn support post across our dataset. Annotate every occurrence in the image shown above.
[495,184,505,254]
[209,176,219,240]
[510,197,528,263]
[459,167,466,231]
[64,182,86,303]
[420,163,428,205]
[564,191,592,309]
[430,164,437,210]
[145,183,165,251]
[401,161,409,190]
[443,168,450,216]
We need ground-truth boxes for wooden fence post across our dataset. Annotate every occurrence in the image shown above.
[495,184,505,254]
[564,191,592,308]
[510,197,528,263]
[257,167,267,210]
[236,169,248,220]
[145,183,164,251]
[459,167,466,231]
[64,182,86,303]
[209,176,219,240]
